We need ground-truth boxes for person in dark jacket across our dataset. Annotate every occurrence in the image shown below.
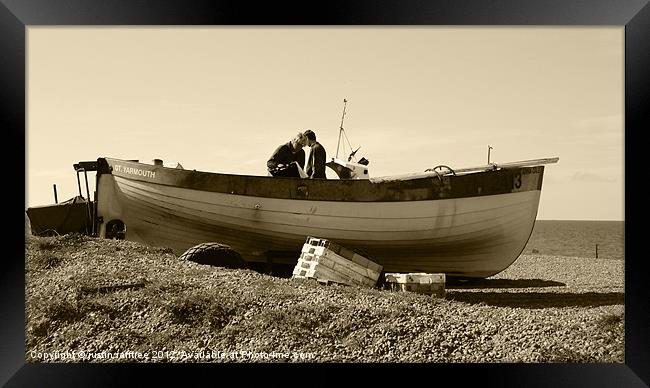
[267,132,307,177]
[303,129,327,179]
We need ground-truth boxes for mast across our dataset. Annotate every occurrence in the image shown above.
[336,99,347,159]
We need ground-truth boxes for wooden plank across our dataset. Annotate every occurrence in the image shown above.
[304,237,383,274]
[316,256,378,286]
[319,251,381,282]
[292,262,358,287]
[295,257,377,287]
[293,253,378,287]
[452,157,559,174]
[302,240,382,279]
[371,157,558,182]
[300,249,381,281]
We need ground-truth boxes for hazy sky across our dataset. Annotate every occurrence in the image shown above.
[27,27,623,221]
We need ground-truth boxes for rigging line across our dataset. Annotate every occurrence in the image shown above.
[342,130,356,162]
[337,127,352,160]
[336,99,348,159]
[338,130,348,160]
[337,129,345,159]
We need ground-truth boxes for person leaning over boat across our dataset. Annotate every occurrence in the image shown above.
[267,132,308,177]
[303,129,327,179]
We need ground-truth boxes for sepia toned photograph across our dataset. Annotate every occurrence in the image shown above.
[24,26,624,364]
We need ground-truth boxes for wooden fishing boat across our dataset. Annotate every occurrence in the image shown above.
[66,155,558,278]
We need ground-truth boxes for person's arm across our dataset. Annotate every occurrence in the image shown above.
[267,144,284,171]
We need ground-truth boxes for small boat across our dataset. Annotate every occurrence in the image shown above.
[25,195,93,236]
[47,153,558,278]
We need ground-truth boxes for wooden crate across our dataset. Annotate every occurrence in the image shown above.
[293,256,378,287]
[292,237,383,288]
[300,250,381,282]
[292,259,362,286]
[385,272,446,297]
[385,273,445,284]
[303,236,383,274]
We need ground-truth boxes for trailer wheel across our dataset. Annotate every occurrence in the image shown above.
[179,242,246,269]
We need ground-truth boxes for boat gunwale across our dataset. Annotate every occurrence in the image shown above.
[98,157,546,203]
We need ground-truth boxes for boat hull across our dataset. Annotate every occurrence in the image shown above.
[95,158,545,278]
[26,196,93,236]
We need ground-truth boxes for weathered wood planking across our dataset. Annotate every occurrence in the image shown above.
[292,238,382,287]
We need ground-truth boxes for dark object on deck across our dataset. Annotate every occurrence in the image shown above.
[179,242,246,269]
[26,196,92,236]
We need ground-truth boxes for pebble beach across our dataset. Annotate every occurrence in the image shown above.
[25,234,624,363]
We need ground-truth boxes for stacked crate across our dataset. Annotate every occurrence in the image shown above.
[292,236,383,287]
[385,273,446,297]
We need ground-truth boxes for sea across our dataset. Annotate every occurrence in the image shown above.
[522,220,624,260]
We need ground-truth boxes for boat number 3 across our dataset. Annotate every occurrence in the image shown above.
[513,173,522,189]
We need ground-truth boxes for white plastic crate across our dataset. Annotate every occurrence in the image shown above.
[384,272,446,297]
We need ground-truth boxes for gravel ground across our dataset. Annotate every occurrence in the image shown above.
[25,234,624,363]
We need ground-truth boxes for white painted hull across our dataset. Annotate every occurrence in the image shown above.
[97,169,542,277]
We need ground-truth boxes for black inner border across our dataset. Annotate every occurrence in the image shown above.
[3,0,648,386]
